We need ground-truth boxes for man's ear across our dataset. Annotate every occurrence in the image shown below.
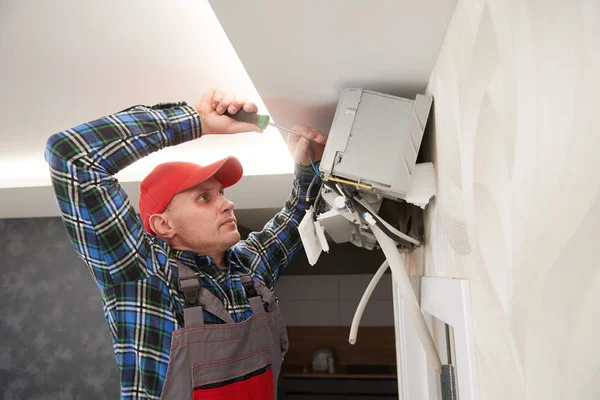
[149,213,176,239]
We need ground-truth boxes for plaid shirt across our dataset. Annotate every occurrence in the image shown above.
[44,102,319,399]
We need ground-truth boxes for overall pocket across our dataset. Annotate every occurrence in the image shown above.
[192,346,274,400]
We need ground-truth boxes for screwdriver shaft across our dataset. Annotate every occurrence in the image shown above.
[268,122,301,136]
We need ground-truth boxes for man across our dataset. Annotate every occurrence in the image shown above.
[45,89,326,399]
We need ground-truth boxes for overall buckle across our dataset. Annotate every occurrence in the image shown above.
[241,275,259,298]
[177,275,201,307]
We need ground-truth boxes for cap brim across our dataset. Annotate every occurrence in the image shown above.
[176,156,243,193]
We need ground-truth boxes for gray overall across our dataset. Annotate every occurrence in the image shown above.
[160,262,289,400]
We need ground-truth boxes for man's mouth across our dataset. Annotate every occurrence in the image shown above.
[221,218,237,227]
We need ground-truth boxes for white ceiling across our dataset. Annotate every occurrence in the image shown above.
[0,0,291,190]
[208,0,458,133]
[0,0,456,220]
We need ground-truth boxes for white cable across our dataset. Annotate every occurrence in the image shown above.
[355,198,420,246]
[349,260,389,345]
[369,221,442,373]
[306,174,318,200]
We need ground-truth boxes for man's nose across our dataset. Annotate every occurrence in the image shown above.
[221,196,235,213]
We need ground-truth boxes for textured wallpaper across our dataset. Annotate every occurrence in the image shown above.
[417,0,600,399]
[0,217,119,399]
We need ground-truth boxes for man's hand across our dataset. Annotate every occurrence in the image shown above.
[287,125,327,167]
[195,89,327,167]
[194,88,263,135]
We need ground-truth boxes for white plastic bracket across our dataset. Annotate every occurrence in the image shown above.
[393,276,480,400]
[420,277,480,400]
[298,207,330,265]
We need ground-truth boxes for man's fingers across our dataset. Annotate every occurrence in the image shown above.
[309,127,327,144]
[294,137,311,161]
[206,89,260,115]
[292,124,316,140]
[286,125,327,166]
[198,89,266,135]
[217,92,235,114]
[292,124,327,144]
[287,131,300,152]
[211,88,226,110]
[243,102,258,113]
[228,95,246,114]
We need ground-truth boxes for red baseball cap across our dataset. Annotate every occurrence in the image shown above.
[139,156,243,234]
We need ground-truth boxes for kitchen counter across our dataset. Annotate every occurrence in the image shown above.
[278,367,399,399]
[280,364,397,380]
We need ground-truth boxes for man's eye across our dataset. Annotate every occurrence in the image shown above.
[198,194,209,201]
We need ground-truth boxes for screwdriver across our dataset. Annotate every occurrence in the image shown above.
[224,110,301,136]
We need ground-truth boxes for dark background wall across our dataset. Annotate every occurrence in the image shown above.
[0,217,120,399]
[0,216,385,399]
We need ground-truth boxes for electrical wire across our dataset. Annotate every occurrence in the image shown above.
[327,182,412,247]
[306,174,319,202]
[314,189,323,211]
[322,179,342,196]
[325,176,373,190]
[361,201,420,246]
[307,156,321,177]
[355,199,420,247]
[334,182,355,214]
[340,187,420,247]
[315,173,420,247]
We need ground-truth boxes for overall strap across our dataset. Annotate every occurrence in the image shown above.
[240,275,278,314]
[176,261,234,327]
[240,275,265,316]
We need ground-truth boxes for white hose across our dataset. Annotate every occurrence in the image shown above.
[369,220,442,373]
[354,197,421,246]
[349,260,389,345]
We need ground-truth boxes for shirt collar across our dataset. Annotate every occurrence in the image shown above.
[170,248,239,283]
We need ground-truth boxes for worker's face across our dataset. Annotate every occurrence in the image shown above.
[165,178,240,255]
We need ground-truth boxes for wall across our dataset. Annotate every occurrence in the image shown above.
[275,274,394,327]
[0,217,119,400]
[415,0,600,399]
